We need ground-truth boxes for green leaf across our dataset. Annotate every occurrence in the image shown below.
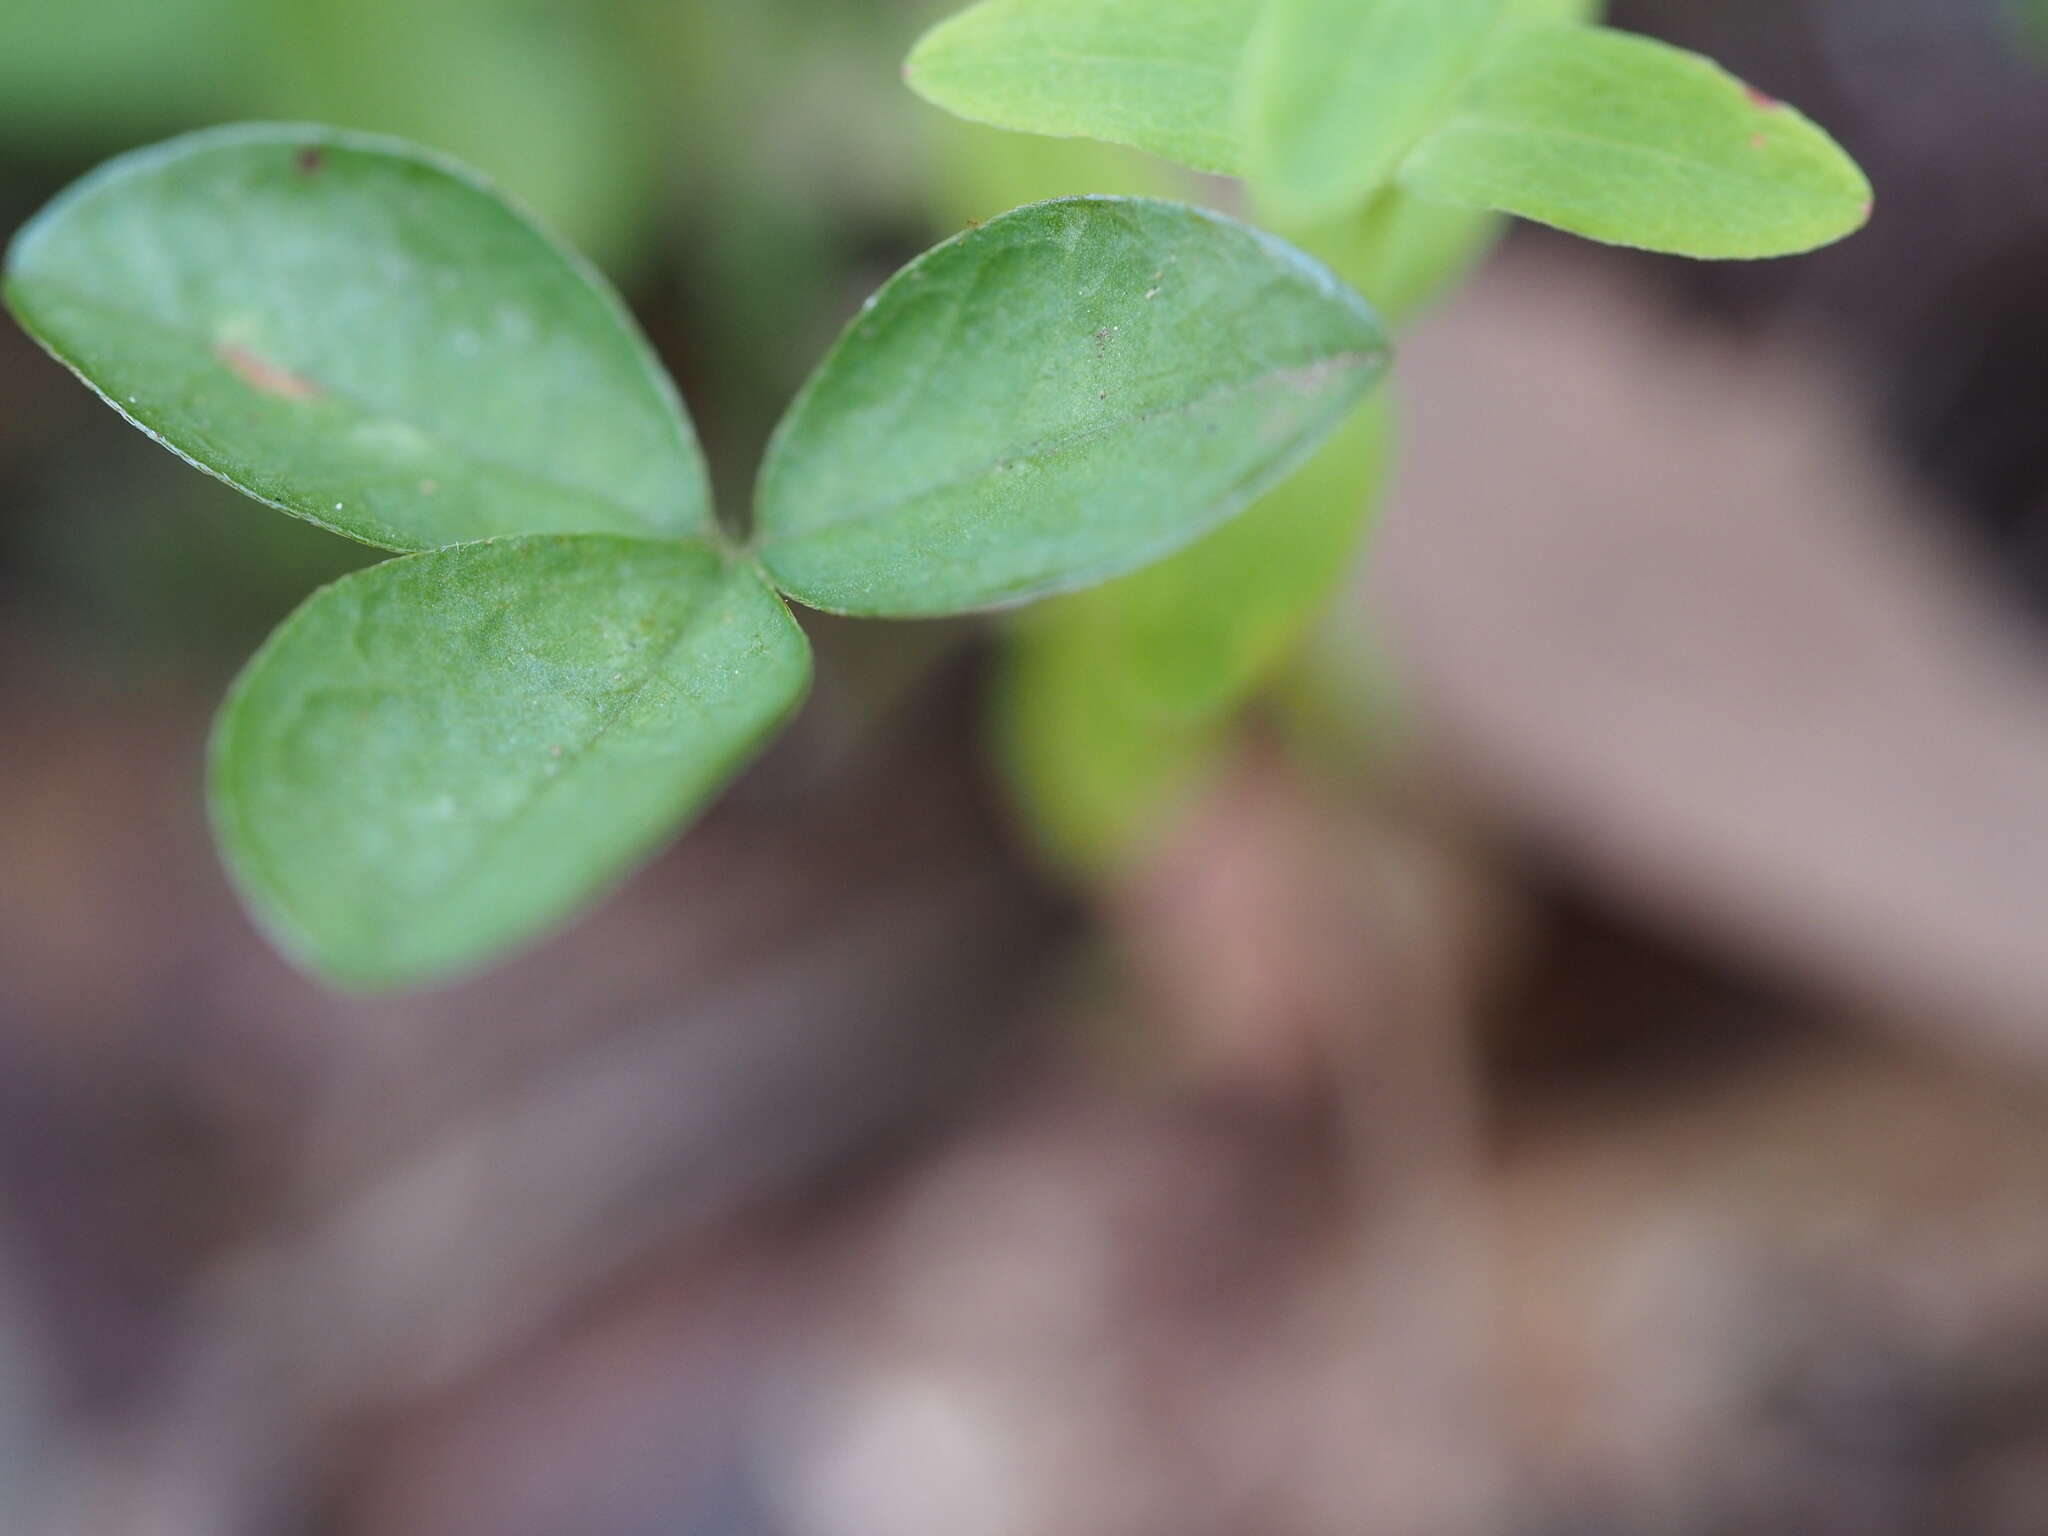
[1305,188,1505,324]
[1036,390,1390,722]
[1240,0,1505,228]
[1398,26,1873,259]
[996,608,1229,877]
[754,197,1388,617]
[902,0,1605,194]
[4,123,711,553]
[905,0,1260,176]
[996,392,1389,873]
[209,535,809,989]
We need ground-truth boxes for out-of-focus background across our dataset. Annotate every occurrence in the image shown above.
[3,1,2048,1532]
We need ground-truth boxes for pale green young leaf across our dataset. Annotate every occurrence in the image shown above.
[995,393,1389,873]
[1304,190,1505,324]
[754,197,1388,618]
[1398,26,1873,259]
[1511,0,1605,22]
[904,0,1260,176]
[1240,0,1504,228]
[1033,390,1390,724]
[995,608,1229,877]
[903,0,1603,193]
[3,124,711,553]
[210,535,810,990]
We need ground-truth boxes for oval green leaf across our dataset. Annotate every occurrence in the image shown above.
[3,123,711,552]
[1397,26,1873,258]
[210,535,810,990]
[1240,0,1505,228]
[905,0,1260,176]
[753,197,1389,618]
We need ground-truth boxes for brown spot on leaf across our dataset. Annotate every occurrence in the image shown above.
[1744,84,1782,111]
[1750,132,1768,150]
[295,147,325,175]
[214,344,323,402]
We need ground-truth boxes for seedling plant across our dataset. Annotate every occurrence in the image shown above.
[905,0,1872,868]
[2,0,1868,989]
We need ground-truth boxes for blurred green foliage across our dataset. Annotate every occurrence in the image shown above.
[2007,0,2048,56]
[0,0,245,145]
[0,0,648,267]
[999,395,1391,871]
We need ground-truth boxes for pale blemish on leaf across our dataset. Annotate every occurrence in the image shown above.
[214,342,322,402]
[3,126,716,550]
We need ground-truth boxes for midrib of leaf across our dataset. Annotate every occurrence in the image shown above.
[20,271,700,548]
[760,351,1377,547]
[1413,115,1829,191]
[392,568,767,934]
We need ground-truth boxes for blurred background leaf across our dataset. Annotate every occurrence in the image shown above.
[2006,0,2048,54]
[0,0,244,147]
[997,394,1392,872]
